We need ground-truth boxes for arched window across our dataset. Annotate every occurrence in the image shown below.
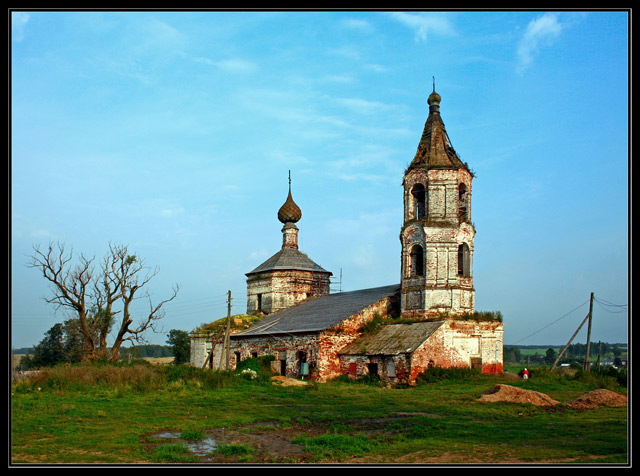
[458,183,469,222]
[458,243,470,277]
[411,184,426,220]
[410,244,424,277]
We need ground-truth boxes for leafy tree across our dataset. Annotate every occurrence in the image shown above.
[544,347,557,365]
[167,329,191,365]
[28,241,179,362]
[504,345,522,363]
[20,323,67,369]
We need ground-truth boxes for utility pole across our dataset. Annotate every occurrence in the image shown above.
[225,290,232,370]
[584,292,594,371]
[551,311,591,371]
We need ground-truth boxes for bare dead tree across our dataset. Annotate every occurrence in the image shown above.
[28,241,179,362]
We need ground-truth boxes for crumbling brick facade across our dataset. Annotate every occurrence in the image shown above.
[230,292,399,382]
[191,87,504,382]
[400,87,476,318]
[246,269,331,315]
[339,319,503,385]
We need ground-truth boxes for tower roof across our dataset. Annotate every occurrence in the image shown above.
[245,247,331,276]
[407,86,470,173]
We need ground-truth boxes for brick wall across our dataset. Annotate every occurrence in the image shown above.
[246,270,331,315]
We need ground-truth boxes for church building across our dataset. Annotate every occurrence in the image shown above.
[190,87,503,383]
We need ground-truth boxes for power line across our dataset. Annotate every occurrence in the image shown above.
[593,296,628,314]
[512,299,590,345]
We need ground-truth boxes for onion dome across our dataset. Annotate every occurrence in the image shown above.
[277,172,302,224]
[427,88,441,107]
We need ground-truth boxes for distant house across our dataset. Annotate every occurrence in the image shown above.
[190,87,504,383]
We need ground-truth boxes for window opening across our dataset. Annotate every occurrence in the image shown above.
[367,362,379,377]
[387,359,396,378]
[458,183,468,222]
[280,359,287,376]
[411,184,426,220]
[458,243,470,277]
[410,245,424,276]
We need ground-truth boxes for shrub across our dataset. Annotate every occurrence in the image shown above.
[13,361,236,394]
[415,366,482,384]
[16,363,164,393]
[161,364,235,390]
[573,368,626,390]
[235,355,275,383]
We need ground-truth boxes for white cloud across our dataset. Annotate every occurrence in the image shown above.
[517,13,563,73]
[389,12,455,42]
[333,97,390,115]
[160,206,186,218]
[195,57,258,74]
[341,18,374,34]
[11,12,30,42]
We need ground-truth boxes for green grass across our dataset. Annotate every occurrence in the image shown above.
[179,429,204,441]
[10,362,628,465]
[152,444,197,463]
[214,443,255,457]
[292,432,380,461]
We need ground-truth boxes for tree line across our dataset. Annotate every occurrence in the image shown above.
[504,342,626,366]
[15,326,192,370]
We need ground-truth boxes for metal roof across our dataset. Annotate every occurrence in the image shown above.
[339,321,444,356]
[245,247,331,275]
[231,284,401,338]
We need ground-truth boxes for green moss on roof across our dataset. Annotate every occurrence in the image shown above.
[191,314,264,337]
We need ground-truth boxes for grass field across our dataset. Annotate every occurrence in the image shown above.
[10,362,628,465]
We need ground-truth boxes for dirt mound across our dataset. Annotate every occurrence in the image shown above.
[271,376,309,387]
[479,384,560,406]
[564,389,627,409]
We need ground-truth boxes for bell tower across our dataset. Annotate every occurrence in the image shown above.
[400,85,475,318]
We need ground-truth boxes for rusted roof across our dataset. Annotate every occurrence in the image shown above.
[246,247,331,275]
[231,284,401,337]
[339,321,444,356]
[407,88,469,173]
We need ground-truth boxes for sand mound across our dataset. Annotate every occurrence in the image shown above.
[271,376,309,387]
[564,389,627,409]
[479,384,560,406]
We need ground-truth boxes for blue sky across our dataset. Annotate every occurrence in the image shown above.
[11,10,629,349]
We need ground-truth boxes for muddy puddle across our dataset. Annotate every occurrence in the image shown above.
[145,420,316,464]
[143,413,448,464]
